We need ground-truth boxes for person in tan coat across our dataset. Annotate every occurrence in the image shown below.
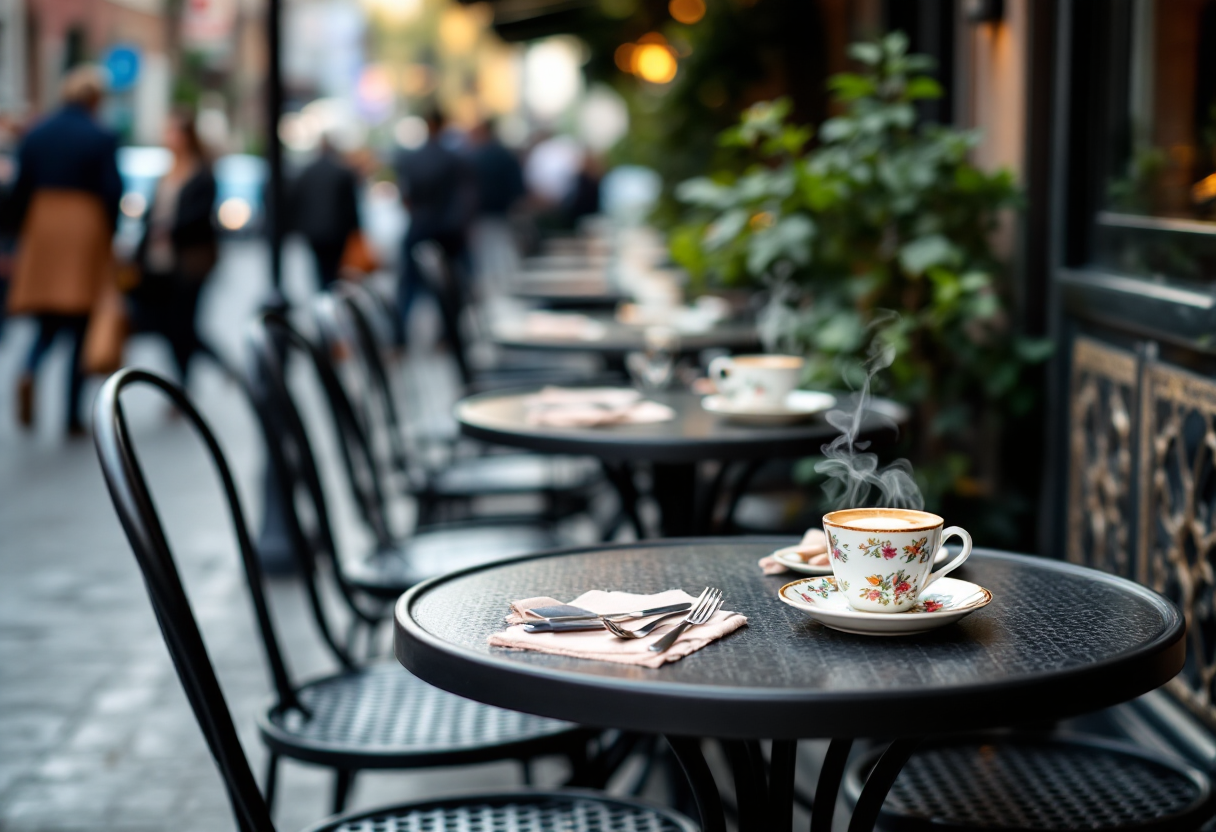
[6,66,122,436]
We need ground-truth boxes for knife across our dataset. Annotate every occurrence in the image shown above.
[525,601,692,625]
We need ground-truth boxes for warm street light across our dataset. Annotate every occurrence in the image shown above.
[634,43,677,84]
[669,0,706,25]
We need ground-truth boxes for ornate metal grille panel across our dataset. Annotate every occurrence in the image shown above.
[1068,337,1139,576]
[1138,361,1216,725]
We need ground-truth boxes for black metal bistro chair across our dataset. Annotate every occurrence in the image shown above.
[841,732,1212,831]
[246,311,573,617]
[314,286,599,529]
[93,368,607,818]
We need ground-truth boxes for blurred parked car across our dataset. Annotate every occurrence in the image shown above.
[115,148,266,257]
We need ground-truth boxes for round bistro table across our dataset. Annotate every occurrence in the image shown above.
[456,389,906,536]
[394,539,1185,832]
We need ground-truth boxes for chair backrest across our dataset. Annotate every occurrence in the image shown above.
[243,312,390,649]
[313,285,419,492]
[325,282,421,489]
[92,368,283,832]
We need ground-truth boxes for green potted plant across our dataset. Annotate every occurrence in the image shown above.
[671,32,1050,541]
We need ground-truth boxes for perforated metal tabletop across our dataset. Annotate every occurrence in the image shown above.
[394,539,1185,740]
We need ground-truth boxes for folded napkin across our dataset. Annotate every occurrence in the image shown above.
[524,386,675,428]
[490,589,747,668]
[521,311,606,341]
[759,528,829,575]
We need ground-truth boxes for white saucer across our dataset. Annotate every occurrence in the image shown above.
[702,391,837,425]
[778,576,992,636]
[770,545,948,576]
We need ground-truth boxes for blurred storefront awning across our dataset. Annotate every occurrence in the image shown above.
[453,0,596,41]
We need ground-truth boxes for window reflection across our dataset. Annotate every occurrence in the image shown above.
[1094,0,1216,286]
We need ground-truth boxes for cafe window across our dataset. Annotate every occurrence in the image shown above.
[1071,0,1216,290]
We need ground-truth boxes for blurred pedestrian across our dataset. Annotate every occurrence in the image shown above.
[127,111,223,391]
[394,107,473,381]
[0,151,18,343]
[290,134,361,288]
[467,120,525,218]
[6,66,122,436]
[563,153,603,226]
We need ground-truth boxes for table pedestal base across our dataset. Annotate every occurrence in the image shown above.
[600,460,767,538]
[665,735,921,832]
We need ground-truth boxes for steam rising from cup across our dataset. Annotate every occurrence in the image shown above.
[816,314,924,510]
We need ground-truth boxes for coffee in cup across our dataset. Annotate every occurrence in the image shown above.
[708,354,804,408]
[821,508,973,613]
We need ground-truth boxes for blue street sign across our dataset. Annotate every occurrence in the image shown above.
[104,45,141,92]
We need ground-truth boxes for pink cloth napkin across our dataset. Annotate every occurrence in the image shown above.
[489,589,747,668]
[759,528,829,575]
[522,312,607,340]
[524,387,676,428]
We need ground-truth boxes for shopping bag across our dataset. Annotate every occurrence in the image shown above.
[339,230,378,278]
[83,279,130,375]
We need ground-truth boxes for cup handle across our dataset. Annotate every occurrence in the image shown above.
[708,356,734,392]
[924,526,972,588]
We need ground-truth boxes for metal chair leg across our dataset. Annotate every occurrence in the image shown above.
[263,751,281,814]
[332,768,357,814]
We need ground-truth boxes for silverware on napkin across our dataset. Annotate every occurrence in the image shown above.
[523,601,693,633]
[527,601,692,624]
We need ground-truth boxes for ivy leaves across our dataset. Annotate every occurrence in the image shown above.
[668,32,1050,507]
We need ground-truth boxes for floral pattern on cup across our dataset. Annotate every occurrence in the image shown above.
[858,569,918,607]
[903,537,931,564]
[828,532,849,563]
[858,537,897,560]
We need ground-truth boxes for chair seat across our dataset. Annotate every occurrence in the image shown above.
[306,790,698,832]
[430,454,598,498]
[262,663,582,768]
[844,734,1212,831]
[344,524,559,598]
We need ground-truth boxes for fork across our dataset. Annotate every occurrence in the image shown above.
[602,609,688,639]
[648,588,724,653]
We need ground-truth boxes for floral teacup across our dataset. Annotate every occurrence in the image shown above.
[822,508,973,614]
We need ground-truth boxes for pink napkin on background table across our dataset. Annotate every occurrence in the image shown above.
[758,528,829,575]
[521,311,607,340]
[524,387,676,428]
[489,589,747,669]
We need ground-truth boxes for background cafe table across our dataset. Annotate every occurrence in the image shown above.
[456,389,906,536]
[394,539,1186,832]
[490,314,761,360]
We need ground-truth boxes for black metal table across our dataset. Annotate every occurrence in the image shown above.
[394,539,1186,832]
[456,389,904,536]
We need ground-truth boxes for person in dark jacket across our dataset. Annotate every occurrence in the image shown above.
[394,108,474,381]
[6,66,122,436]
[467,120,525,217]
[290,136,361,288]
[129,111,222,390]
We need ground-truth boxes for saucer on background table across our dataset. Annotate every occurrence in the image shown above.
[769,545,949,576]
[701,390,837,425]
[778,576,992,636]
